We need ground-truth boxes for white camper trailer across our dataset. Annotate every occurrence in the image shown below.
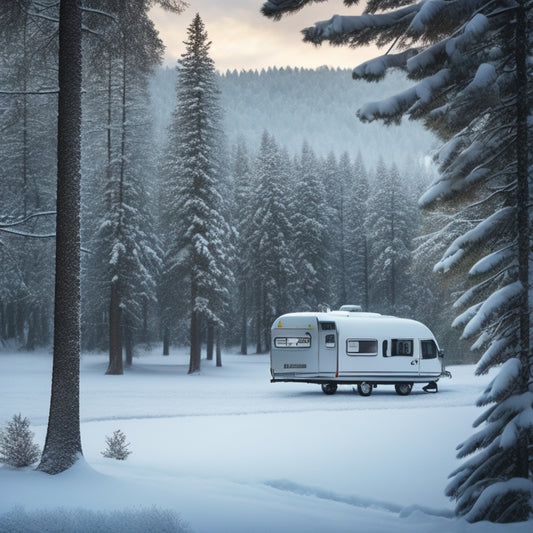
[270,310,449,396]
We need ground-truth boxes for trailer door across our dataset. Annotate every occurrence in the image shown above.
[318,322,338,374]
[386,338,419,376]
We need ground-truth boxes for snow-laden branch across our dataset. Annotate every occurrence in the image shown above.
[0,228,55,239]
[0,211,56,228]
[302,5,420,46]
[352,49,418,81]
[434,207,515,273]
[261,0,326,20]
[462,281,524,339]
[357,68,450,123]
[0,89,58,95]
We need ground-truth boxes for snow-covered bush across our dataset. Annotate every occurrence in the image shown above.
[101,429,132,460]
[0,413,40,467]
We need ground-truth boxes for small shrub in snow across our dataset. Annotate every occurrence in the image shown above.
[0,413,40,467]
[102,429,132,460]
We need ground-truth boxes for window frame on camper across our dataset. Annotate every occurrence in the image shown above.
[273,335,312,349]
[390,339,414,357]
[421,339,438,359]
[346,338,378,356]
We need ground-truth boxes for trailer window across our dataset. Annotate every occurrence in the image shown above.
[421,340,437,359]
[325,334,336,348]
[346,339,378,356]
[274,336,311,348]
[391,339,413,356]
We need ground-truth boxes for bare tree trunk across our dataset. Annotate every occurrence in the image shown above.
[206,323,214,360]
[38,0,83,475]
[239,282,247,355]
[163,326,170,356]
[216,327,222,367]
[124,319,133,366]
[188,283,201,373]
[106,282,123,374]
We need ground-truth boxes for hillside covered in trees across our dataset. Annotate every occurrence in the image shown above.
[151,65,437,169]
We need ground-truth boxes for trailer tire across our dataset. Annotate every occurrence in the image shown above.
[321,383,338,395]
[357,382,373,397]
[395,382,413,396]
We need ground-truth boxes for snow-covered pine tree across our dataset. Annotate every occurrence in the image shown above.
[0,2,57,349]
[101,429,131,460]
[345,151,370,311]
[365,160,413,315]
[160,13,230,373]
[261,0,533,522]
[247,132,296,351]
[0,414,40,468]
[230,139,253,355]
[291,141,331,311]
[82,1,165,373]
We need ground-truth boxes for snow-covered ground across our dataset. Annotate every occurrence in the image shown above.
[0,348,531,532]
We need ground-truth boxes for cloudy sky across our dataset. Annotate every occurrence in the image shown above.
[149,1,376,72]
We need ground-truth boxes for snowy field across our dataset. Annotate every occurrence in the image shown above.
[0,348,531,532]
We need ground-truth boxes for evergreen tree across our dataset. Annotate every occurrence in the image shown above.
[0,1,57,349]
[230,139,253,354]
[291,142,330,311]
[247,132,296,351]
[82,1,165,373]
[341,151,370,310]
[261,0,533,522]
[366,160,413,315]
[160,13,230,373]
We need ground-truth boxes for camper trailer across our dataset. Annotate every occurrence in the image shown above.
[270,309,449,396]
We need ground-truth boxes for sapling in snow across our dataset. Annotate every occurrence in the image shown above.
[0,414,40,467]
[101,429,132,460]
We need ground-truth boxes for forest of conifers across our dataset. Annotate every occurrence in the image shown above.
[0,6,469,364]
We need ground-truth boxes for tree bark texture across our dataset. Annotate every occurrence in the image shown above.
[106,282,123,374]
[38,0,83,474]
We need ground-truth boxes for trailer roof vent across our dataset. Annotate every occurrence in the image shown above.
[339,305,363,312]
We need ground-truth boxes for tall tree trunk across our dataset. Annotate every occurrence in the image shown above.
[189,311,202,373]
[216,328,222,367]
[240,282,247,355]
[206,323,214,360]
[163,326,170,356]
[107,282,123,374]
[189,283,201,373]
[38,0,83,474]
[124,319,133,366]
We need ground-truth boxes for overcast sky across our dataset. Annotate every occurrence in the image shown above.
[149,1,376,72]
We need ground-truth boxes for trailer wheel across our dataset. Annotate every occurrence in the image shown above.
[395,382,413,396]
[357,382,373,397]
[321,383,338,395]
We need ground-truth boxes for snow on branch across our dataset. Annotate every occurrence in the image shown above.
[468,246,515,277]
[352,49,418,81]
[462,281,523,339]
[261,0,326,20]
[476,334,517,375]
[302,5,420,46]
[0,211,56,228]
[0,89,58,95]
[433,207,515,273]
[357,68,450,123]
[464,478,533,523]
